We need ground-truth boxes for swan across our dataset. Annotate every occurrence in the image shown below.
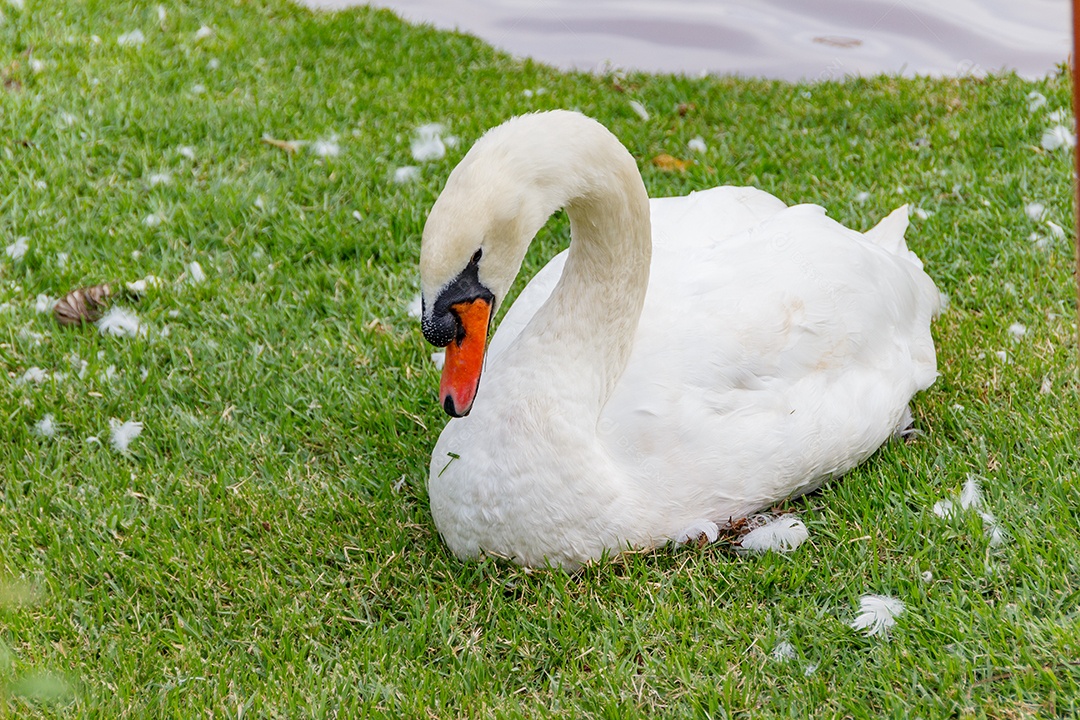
[419,111,939,569]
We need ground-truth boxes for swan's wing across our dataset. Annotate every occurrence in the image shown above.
[599,202,940,530]
[488,186,788,359]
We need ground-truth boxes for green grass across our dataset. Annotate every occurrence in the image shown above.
[1,0,1077,717]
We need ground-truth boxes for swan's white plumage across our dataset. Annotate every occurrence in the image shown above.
[423,111,939,569]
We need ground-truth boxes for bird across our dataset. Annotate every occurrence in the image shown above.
[418,110,939,569]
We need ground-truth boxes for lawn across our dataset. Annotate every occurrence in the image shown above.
[1,0,1078,717]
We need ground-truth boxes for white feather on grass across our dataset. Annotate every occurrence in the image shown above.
[430,351,445,370]
[738,515,809,553]
[931,499,955,519]
[687,137,707,154]
[771,641,796,662]
[932,475,1006,545]
[311,138,340,157]
[629,100,650,121]
[959,475,982,509]
[406,293,422,319]
[34,414,57,438]
[35,294,55,313]
[1027,91,1047,112]
[19,328,44,346]
[1007,322,1027,340]
[5,237,29,261]
[393,166,420,184]
[187,261,206,284]
[411,125,446,162]
[1041,125,1075,151]
[17,367,48,385]
[117,30,145,47]
[1024,202,1046,221]
[194,25,213,41]
[126,275,163,294]
[96,306,144,338]
[68,353,88,379]
[850,594,904,637]
[109,419,143,454]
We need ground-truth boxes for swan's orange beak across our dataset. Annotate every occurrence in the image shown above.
[439,298,492,417]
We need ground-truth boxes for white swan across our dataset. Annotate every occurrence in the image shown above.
[419,111,939,569]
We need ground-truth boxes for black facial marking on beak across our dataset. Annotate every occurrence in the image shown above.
[422,251,494,347]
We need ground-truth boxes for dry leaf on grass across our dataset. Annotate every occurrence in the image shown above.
[652,154,692,173]
[53,283,114,326]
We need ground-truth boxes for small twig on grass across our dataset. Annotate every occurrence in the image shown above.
[260,134,301,154]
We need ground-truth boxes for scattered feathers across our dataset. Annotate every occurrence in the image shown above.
[959,474,982,509]
[35,294,56,313]
[125,275,163,295]
[771,641,796,662]
[1007,322,1027,340]
[34,414,57,438]
[96,306,144,338]
[850,594,904,637]
[186,261,206,284]
[117,30,145,47]
[1040,125,1075,151]
[109,419,143,454]
[738,515,809,553]
[311,138,340,157]
[17,367,48,385]
[5,237,29,261]
[393,166,420,184]
[932,475,1006,546]
[629,100,650,121]
[411,123,448,162]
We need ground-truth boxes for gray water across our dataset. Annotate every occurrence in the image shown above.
[301,0,1069,81]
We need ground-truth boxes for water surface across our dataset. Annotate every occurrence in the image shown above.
[301,0,1069,80]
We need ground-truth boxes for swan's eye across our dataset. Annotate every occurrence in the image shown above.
[471,249,483,264]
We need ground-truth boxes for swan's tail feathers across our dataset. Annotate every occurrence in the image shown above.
[863,205,925,268]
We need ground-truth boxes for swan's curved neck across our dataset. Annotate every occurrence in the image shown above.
[516,131,652,410]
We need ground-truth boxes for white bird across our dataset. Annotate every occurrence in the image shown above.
[419,111,939,569]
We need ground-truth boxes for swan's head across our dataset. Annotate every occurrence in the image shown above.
[420,111,636,416]
[419,114,585,416]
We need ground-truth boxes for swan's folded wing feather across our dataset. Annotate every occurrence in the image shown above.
[599,202,939,532]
